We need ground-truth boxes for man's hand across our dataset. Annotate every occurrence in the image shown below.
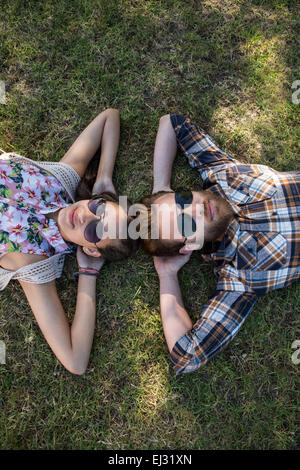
[153,252,192,278]
[152,185,173,195]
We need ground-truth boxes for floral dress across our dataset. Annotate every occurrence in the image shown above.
[0,157,75,257]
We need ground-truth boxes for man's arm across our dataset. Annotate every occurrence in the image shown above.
[153,113,238,194]
[154,255,258,375]
[152,114,177,194]
[169,114,237,179]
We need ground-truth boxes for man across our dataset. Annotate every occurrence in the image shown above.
[140,113,300,375]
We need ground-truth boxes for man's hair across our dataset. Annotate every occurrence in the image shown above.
[139,191,184,256]
[75,149,138,261]
[139,190,222,257]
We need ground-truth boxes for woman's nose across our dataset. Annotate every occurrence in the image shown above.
[79,210,101,226]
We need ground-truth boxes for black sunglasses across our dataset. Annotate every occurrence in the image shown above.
[175,190,196,238]
[84,197,107,244]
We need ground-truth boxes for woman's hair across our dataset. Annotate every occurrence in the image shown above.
[75,149,138,261]
[139,191,221,257]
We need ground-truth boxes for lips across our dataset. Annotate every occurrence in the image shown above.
[206,201,214,221]
[69,209,75,227]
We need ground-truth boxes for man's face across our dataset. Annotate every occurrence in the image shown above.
[152,190,234,251]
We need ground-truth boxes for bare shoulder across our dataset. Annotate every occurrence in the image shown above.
[0,252,48,271]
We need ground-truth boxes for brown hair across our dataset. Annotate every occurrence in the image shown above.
[139,190,221,257]
[75,149,138,261]
[139,191,185,256]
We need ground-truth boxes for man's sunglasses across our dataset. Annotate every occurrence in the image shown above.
[84,197,107,244]
[175,190,196,238]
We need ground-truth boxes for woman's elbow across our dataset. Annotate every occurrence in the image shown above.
[105,107,119,116]
[70,366,86,376]
[65,361,87,376]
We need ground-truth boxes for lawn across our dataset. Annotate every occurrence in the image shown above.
[0,0,299,450]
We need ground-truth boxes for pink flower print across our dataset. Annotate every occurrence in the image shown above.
[45,202,56,209]
[1,206,27,243]
[21,186,41,206]
[1,205,27,227]
[0,166,14,184]
[53,192,62,204]
[27,166,41,177]
[14,193,26,204]
[39,218,50,231]
[48,233,62,243]
[44,178,53,188]
[0,170,8,179]
[21,173,42,193]
[1,210,14,226]
[9,206,28,224]
[42,224,69,252]
[10,223,27,243]
[35,175,53,192]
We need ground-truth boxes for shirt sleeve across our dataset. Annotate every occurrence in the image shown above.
[170,289,258,375]
[170,113,238,182]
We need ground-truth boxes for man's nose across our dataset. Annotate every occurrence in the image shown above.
[182,202,204,217]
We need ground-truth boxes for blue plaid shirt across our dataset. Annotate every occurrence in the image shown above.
[169,114,300,374]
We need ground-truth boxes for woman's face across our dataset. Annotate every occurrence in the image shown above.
[57,199,127,257]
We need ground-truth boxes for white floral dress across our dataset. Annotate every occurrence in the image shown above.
[0,157,75,257]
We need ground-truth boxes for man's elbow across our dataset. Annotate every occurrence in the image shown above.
[170,342,207,375]
[172,357,206,375]
[159,114,170,124]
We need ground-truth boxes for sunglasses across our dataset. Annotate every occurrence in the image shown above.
[175,190,196,238]
[84,197,107,244]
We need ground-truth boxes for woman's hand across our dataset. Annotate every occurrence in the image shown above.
[76,246,105,271]
[92,178,116,197]
[153,252,192,278]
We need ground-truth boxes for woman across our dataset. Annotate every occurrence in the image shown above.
[0,108,136,374]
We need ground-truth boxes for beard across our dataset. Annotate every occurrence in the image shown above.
[201,190,234,242]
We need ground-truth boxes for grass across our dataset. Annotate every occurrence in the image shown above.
[0,0,299,450]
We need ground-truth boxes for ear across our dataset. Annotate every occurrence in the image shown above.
[216,234,225,241]
[82,246,102,258]
[179,243,201,254]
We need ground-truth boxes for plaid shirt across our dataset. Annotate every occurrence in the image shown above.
[169,113,300,374]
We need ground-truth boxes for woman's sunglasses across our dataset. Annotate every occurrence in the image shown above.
[84,197,107,244]
[175,190,196,238]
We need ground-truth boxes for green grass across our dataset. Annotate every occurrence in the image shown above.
[0,0,299,450]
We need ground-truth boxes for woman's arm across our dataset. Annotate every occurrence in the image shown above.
[19,275,98,375]
[60,108,120,193]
